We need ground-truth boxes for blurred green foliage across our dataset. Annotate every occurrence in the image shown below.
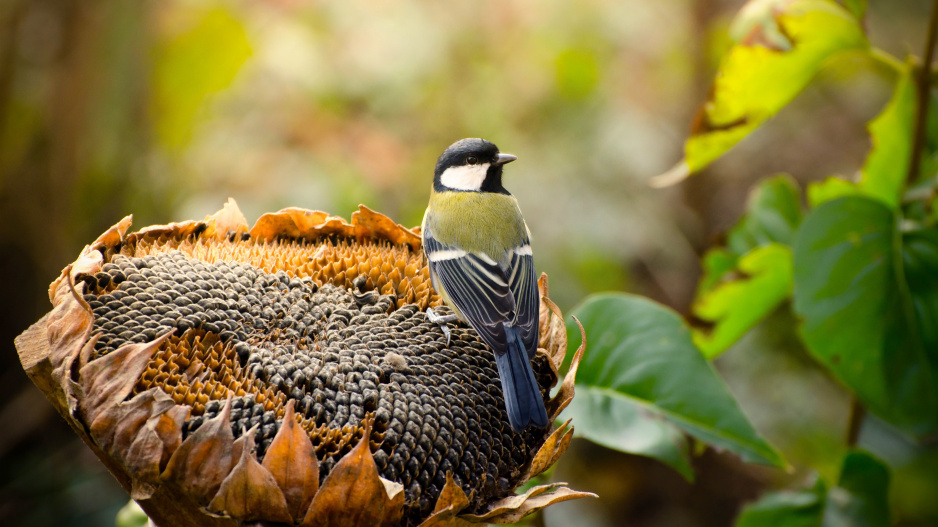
[557,1,938,527]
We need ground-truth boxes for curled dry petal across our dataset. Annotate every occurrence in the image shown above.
[524,419,574,481]
[547,316,586,421]
[479,485,598,524]
[351,205,423,251]
[47,261,98,391]
[261,399,319,521]
[90,214,134,251]
[249,204,423,252]
[204,197,249,238]
[416,473,471,527]
[250,208,332,241]
[537,273,568,371]
[163,394,236,503]
[208,428,293,522]
[460,482,597,524]
[301,420,405,527]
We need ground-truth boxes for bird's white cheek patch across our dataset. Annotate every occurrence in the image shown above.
[440,164,490,191]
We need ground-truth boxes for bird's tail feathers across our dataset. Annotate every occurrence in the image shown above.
[495,325,549,432]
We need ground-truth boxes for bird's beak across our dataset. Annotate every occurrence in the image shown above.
[495,153,518,165]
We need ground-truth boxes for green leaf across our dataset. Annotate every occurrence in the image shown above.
[735,450,889,527]
[736,480,827,527]
[152,6,252,150]
[792,196,938,437]
[665,0,868,179]
[567,293,784,475]
[565,387,694,479]
[822,451,890,527]
[692,244,794,358]
[858,67,915,207]
[727,174,804,255]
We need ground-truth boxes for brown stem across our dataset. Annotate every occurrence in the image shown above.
[908,0,938,185]
[846,396,865,448]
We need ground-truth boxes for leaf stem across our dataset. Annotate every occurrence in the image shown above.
[908,0,938,185]
[846,395,865,447]
[869,47,906,74]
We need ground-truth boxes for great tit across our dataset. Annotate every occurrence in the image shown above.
[421,138,549,432]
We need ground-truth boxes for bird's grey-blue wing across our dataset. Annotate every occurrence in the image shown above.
[423,227,515,355]
[505,245,539,359]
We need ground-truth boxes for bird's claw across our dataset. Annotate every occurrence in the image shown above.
[426,308,457,347]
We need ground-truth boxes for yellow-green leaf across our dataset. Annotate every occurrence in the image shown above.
[656,0,867,183]
[806,176,862,208]
[858,67,915,207]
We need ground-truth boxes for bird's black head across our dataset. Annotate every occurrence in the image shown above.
[433,138,517,194]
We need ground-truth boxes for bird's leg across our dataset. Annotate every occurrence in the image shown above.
[426,308,458,346]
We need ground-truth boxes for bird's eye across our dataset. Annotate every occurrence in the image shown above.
[466,156,478,165]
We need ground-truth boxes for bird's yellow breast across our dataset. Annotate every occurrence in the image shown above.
[423,191,528,260]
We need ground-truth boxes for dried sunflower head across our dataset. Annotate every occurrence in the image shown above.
[15,199,592,526]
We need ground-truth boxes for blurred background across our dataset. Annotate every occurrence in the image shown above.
[1,0,936,525]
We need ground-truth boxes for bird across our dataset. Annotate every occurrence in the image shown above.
[421,138,549,433]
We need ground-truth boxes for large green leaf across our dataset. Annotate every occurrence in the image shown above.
[792,196,938,437]
[735,450,889,527]
[654,0,867,184]
[565,387,693,479]
[566,293,784,477]
[692,244,793,358]
[691,176,802,357]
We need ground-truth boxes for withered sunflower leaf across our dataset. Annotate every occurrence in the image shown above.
[483,486,598,524]
[163,394,236,503]
[417,472,471,527]
[78,331,172,426]
[47,270,96,386]
[301,423,404,527]
[261,400,319,522]
[547,318,585,420]
[208,428,292,522]
[461,482,595,523]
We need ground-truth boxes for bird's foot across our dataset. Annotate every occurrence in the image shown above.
[426,308,457,347]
